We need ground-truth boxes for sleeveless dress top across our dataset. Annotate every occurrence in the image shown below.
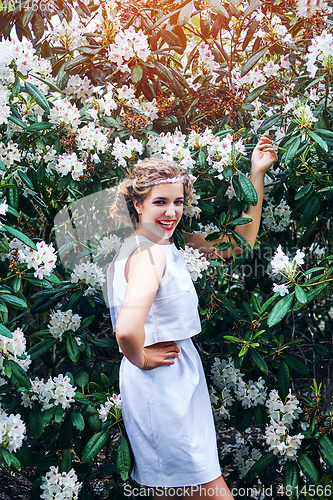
[107,234,202,347]
[106,233,222,487]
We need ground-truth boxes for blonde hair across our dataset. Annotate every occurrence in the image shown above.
[110,158,193,225]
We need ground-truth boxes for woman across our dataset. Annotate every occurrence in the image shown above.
[107,133,277,499]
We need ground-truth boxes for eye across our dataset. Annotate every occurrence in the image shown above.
[152,200,165,204]
[175,200,184,205]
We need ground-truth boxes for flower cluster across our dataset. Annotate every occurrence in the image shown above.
[98,394,122,422]
[21,374,76,411]
[178,245,209,282]
[0,140,22,169]
[96,235,122,257]
[40,466,82,500]
[210,357,267,419]
[306,30,333,78]
[264,389,304,459]
[269,244,305,296]
[55,152,86,181]
[70,261,105,295]
[0,408,26,453]
[108,26,151,70]
[111,136,144,167]
[262,200,293,232]
[48,98,81,130]
[76,122,109,154]
[48,310,81,341]
[0,327,31,375]
[293,103,318,128]
[234,444,263,479]
[19,241,57,280]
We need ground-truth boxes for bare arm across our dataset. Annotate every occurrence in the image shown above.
[116,244,179,369]
[184,133,278,259]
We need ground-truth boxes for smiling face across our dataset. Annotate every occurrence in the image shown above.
[133,183,184,243]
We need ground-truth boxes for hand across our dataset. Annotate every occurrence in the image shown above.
[141,341,180,370]
[251,133,278,175]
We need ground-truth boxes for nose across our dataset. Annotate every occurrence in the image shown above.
[164,203,176,217]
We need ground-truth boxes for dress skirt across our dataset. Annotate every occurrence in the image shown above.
[119,338,222,487]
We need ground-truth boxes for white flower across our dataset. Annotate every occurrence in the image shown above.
[22,374,76,412]
[293,103,318,126]
[63,74,94,102]
[0,201,8,216]
[111,136,144,167]
[0,327,31,375]
[48,98,81,130]
[273,283,289,297]
[0,409,26,453]
[295,249,305,265]
[96,235,122,257]
[178,245,209,282]
[234,445,263,479]
[263,61,280,78]
[40,466,82,500]
[76,122,109,154]
[210,357,268,420]
[48,310,81,341]
[262,200,292,232]
[56,152,86,181]
[20,241,57,280]
[0,140,22,169]
[297,0,328,17]
[98,394,122,422]
[70,261,105,295]
[270,245,290,273]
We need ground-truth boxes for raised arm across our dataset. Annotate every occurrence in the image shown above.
[184,133,277,259]
[115,244,179,369]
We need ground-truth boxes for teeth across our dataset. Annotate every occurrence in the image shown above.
[158,221,174,227]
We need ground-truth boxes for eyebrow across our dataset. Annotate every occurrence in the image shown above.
[152,196,184,201]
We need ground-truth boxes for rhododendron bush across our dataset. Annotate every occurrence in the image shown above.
[1,0,333,497]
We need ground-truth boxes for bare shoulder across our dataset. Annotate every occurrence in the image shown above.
[126,243,166,282]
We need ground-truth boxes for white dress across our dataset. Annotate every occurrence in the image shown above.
[107,235,221,487]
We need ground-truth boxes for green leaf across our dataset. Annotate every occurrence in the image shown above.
[28,338,57,360]
[241,48,267,77]
[283,355,311,377]
[198,150,206,168]
[250,348,268,374]
[206,0,229,18]
[0,324,13,339]
[178,1,194,26]
[80,315,95,329]
[284,136,301,163]
[1,294,27,309]
[319,435,333,469]
[29,405,44,438]
[238,172,257,205]
[223,335,243,343]
[24,81,50,112]
[55,405,64,424]
[227,217,252,227]
[8,115,27,129]
[66,335,80,363]
[81,428,109,463]
[295,184,312,200]
[257,113,281,134]
[9,360,31,389]
[131,65,143,83]
[60,449,72,474]
[244,451,275,483]
[231,230,252,253]
[2,225,37,251]
[309,130,328,151]
[245,83,268,104]
[284,460,299,498]
[302,196,321,226]
[278,361,290,400]
[75,371,89,388]
[298,451,318,484]
[17,170,35,191]
[116,434,131,481]
[267,293,294,327]
[71,410,85,431]
[26,122,54,132]
[295,285,307,304]
[237,407,254,433]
